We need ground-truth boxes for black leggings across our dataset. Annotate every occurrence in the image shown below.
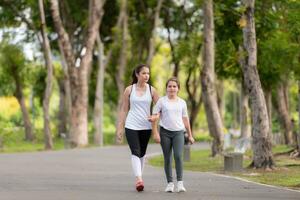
[125,128,152,158]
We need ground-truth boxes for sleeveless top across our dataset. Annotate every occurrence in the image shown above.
[125,84,152,130]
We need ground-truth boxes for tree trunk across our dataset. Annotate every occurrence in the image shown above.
[50,0,106,147]
[276,83,293,145]
[216,79,224,121]
[239,47,251,139]
[241,0,274,169]
[298,81,300,152]
[240,81,251,139]
[58,42,72,141]
[164,9,180,77]
[14,75,34,141]
[146,0,164,66]
[185,66,203,132]
[201,0,224,156]
[264,88,273,140]
[115,0,129,143]
[39,0,54,150]
[93,34,105,146]
[232,92,239,128]
[57,80,67,137]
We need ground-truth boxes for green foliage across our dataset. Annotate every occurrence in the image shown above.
[215,0,243,80]
[0,42,26,95]
[258,31,299,89]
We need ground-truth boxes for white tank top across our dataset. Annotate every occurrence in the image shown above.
[125,84,152,130]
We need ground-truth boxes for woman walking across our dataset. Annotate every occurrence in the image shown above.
[116,64,159,192]
[152,77,194,193]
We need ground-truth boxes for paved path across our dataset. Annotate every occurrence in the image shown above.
[0,143,299,200]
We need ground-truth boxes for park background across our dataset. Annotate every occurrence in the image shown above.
[0,0,299,190]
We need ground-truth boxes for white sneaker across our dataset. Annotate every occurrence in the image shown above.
[177,181,186,192]
[165,182,174,192]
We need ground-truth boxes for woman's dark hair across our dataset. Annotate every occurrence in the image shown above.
[131,64,149,84]
[165,77,180,89]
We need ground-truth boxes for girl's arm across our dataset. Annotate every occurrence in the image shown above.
[182,116,195,144]
[116,86,131,143]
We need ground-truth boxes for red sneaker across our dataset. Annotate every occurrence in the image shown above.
[136,180,144,192]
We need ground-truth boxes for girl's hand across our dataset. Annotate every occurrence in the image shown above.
[148,115,158,122]
[188,135,195,144]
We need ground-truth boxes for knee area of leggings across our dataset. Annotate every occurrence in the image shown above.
[174,154,182,161]
[132,150,142,158]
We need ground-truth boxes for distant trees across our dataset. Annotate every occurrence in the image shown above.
[0,43,34,141]
[201,0,224,156]
[49,0,106,147]
[0,0,299,163]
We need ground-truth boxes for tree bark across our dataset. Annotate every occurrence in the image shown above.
[240,81,251,139]
[239,47,251,139]
[185,66,203,132]
[201,0,224,156]
[115,0,129,143]
[93,34,105,146]
[241,0,274,168]
[50,0,106,147]
[216,79,224,121]
[57,79,67,137]
[298,81,300,152]
[39,0,54,150]
[264,87,273,140]
[13,74,34,141]
[276,82,293,145]
[57,42,72,141]
[146,0,164,66]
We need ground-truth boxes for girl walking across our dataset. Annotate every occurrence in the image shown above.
[152,77,194,193]
[116,64,159,192]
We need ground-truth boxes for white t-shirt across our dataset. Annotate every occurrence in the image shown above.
[153,96,188,131]
[125,84,152,130]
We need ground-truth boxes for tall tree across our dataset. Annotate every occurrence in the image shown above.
[240,79,251,139]
[146,0,164,66]
[114,0,129,144]
[38,0,54,150]
[93,34,105,146]
[276,82,293,145]
[201,0,224,156]
[240,0,274,168]
[49,0,106,147]
[298,81,300,152]
[0,43,34,141]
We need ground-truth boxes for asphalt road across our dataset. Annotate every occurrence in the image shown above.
[0,143,299,200]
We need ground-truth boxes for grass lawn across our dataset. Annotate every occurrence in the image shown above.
[149,145,300,190]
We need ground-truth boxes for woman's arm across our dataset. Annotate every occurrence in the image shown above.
[151,86,160,104]
[151,114,160,143]
[182,117,195,144]
[116,86,131,143]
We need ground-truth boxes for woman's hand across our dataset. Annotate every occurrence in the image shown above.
[116,130,123,144]
[153,132,161,144]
